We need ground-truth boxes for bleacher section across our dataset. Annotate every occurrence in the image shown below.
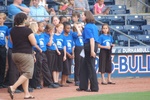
[0,0,149,46]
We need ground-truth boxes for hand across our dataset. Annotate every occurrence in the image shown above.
[39,49,43,53]
[106,46,111,49]
[57,50,61,55]
[63,56,66,61]
[91,51,96,58]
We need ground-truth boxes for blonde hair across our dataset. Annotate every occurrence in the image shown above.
[29,22,38,33]
[0,13,7,20]
[45,24,54,32]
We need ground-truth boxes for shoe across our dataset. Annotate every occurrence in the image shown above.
[21,87,34,92]
[54,83,62,87]
[48,83,59,88]
[75,82,79,86]
[86,89,98,92]
[101,82,107,85]
[66,80,73,84]
[60,84,69,87]
[24,95,35,99]
[14,89,22,93]
[8,86,14,100]
[107,82,115,84]
[2,84,8,88]
[76,88,87,91]
[35,85,42,89]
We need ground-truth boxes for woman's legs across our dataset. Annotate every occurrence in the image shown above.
[10,75,32,97]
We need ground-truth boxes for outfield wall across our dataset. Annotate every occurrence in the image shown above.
[70,46,150,78]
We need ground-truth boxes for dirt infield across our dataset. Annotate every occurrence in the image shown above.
[0,77,150,100]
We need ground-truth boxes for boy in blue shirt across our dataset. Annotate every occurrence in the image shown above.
[0,13,8,88]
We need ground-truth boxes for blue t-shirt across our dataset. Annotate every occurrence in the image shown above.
[34,33,47,52]
[98,34,114,47]
[8,4,28,18]
[44,32,56,50]
[64,33,74,54]
[0,25,8,46]
[29,5,49,22]
[7,28,13,48]
[53,34,66,50]
[82,23,99,43]
[72,32,84,46]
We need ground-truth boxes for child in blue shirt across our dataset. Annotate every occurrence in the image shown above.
[98,23,115,85]
[29,22,59,89]
[72,22,84,86]
[53,23,67,86]
[62,22,74,87]
[0,13,8,88]
[44,24,61,86]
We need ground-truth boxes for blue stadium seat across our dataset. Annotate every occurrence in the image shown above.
[4,21,13,28]
[123,25,143,35]
[117,35,139,46]
[141,25,150,34]
[23,0,30,7]
[104,0,115,5]
[126,15,147,26]
[110,25,124,41]
[108,5,126,10]
[0,6,8,14]
[107,16,125,25]
[136,34,150,45]
[7,0,13,5]
[94,16,110,25]
[0,0,3,5]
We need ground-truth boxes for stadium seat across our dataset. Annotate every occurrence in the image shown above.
[0,6,7,13]
[111,9,127,14]
[141,25,150,34]
[136,34,150,45]
[104,0,115,5]
[94,16,110,25]
[126,15,147,26]
[117,35,139,46]
[4,21,13,28]
[107,16,125,25]
[110,25,124,41]
[23,0,30,7]
[123,25,143,35]
[0,0,3,5]
[7,0,13,5]
[108,5,126,11]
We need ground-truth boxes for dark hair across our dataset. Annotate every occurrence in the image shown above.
[63,22,71,28]
[72,12,80,18]
[51,15,59,22]
[59,16,67,22]
[84,11,95,23]
[101,23,110,34]
[14,13,27,26]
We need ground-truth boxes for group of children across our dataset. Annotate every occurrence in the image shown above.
[0,10,115,92]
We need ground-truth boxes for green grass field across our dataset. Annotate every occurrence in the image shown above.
[60,91,150,100]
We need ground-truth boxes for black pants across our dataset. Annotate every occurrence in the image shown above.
[0,46,6,86]
[30,52,53,88]
[79,43,99,91]
[74,46,84,82]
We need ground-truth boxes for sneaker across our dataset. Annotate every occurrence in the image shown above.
[35,85,42,89]
[75,81,79,86]
[48,83,59,88]
[66,80,73,84]
[14,89,22,93]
